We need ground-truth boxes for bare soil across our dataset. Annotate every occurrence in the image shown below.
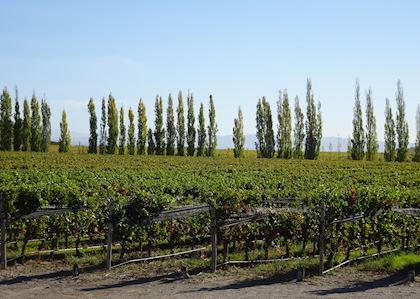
[0,261,419,298]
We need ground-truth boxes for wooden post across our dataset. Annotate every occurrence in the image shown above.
[106,198,113,270]
[210,207,217,272]
[0,193,7,269]
[319,202,325,275]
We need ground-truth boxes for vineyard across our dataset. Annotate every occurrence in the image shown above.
[0,151,419,275]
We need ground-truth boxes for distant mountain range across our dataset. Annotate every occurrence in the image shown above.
[55,130,413,153]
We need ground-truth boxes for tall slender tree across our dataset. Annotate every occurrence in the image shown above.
[197,102,206,156]
[147,128,155,155]
[154,95,165,155]
[293,96,304,159]
[277,90,292,158]
[304,79,321,160]
[206,95,217,156]
[127,107,135,155]
[22,98,31,151]
[87,98,98,154]
[137,99,147,155]
[107,94,118,154]
[413,104,420,162]
[13,87,22,151]
[263,97,275,158]
[255,98,265,157]
[166,94,176,156]
[59,110,71,153]
[384,98,396,161]
[99,97,107,154]
[0,87,13,151]
[187,93,196,156]
[395,80,409,162]
[176,91,185,156]
[30,93,42,152]
[119,106,126,155]
[40,98,51,152]
[350,80,365,160]
[365,89,378,161]
[233,107,245,158]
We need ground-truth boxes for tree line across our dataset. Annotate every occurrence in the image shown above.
[87,92,218,156]
[350,80,420,162]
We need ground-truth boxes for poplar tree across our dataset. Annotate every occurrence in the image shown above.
[384,98,396,161]
[154,95,165,155]
[59,110,71,153]
[255,98,265,158]
[99,97,107,154]
[22,98,31,151]
[137,99,147,155]
[30,93,42,152]
[293,96,305,159]
[13,87,22,151]
[0,88,13,151]
[119,106,126,155]
[395,80,409,162]
[206,95,217,156]
[263,97,275,158]
[107,94,118,154]
[147,128,155,155]
[413,104,420,162]
[128,107,135,155]
[233,107,245,158]
[304,79,322,160]
[365,89,378,161]
[186,93,196,156]
[166,94,176,156]
[176,91,185,156]
[197,102,206,156]
[40,98,51,152]
[350,80,365,160]
[87,98,97,154]
[277,90,292,159]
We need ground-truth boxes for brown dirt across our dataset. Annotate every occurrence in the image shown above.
[0,262,419,298]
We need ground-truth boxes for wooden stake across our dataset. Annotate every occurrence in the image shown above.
[210,207,217,272]
[319,202,325,275]
[0,193,7,269]
[106,198,113,270]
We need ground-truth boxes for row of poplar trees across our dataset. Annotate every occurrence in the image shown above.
[350,80,420,162]
[87,92,218,156]
[0,87,71,153]
[234,79,322,159]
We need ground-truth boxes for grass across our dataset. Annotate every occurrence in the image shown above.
[357,252,420,272]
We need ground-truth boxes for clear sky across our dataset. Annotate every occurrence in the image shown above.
[1,0,419,142]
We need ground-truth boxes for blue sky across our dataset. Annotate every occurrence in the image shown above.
[1,0,419,142]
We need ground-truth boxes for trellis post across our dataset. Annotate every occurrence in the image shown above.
[106,198,113,270]
[319,202,325,275]
[0,193,7,269]
[210,207,217,272]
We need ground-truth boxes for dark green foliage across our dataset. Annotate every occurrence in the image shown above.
[137,99,147,155]
[197,102,206,156]
[127,107,135,155]
[30,93,42,152]
[154,95,165,155]
[255,97,275,158]
[365,89,378,161]
[304,79,322,160]
[350,80,365,160]
[0,87,14,151]
[277,90,292,159]
[22,98,31,151]
[233,107,245,158]
[119,106,126,155]
[413,105,420,162]
[187,93,196,156]
[13,87,22,151]
[206,95,217,156]
[147,128,155,155]
[99,97,107,154]
[384,98,396,161]
[59,110,71,153]
[395,80,409,162]
[107,94,118,154]
[87,98,97,154]
[293,96,304,159]
[166,94,176,156]
[176,91,185,156]
[40,98,51,152]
